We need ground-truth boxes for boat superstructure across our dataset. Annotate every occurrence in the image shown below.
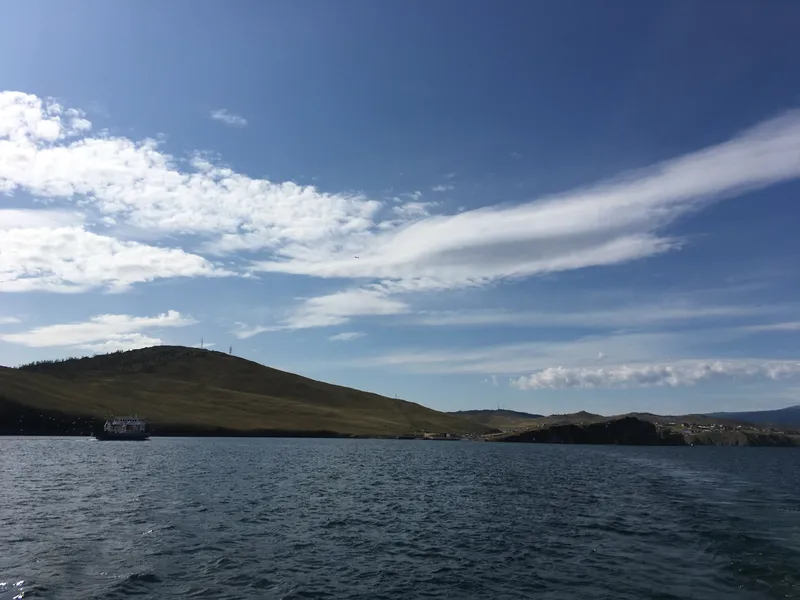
[94,416,150,441]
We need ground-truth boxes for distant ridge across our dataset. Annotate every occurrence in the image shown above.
[452,408,775,432]
[450,409,544,419]
[449,409,546,431]
[707,405,800,428]
[1,345,493,437]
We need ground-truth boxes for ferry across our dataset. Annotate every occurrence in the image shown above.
[94,416,150,441]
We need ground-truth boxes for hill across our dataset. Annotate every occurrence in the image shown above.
[456,408,771,432]
[491,416,800,447]
[454,409,613,431]
[448,409,544,431]
[0,346,493,437]
[708,405,800,428]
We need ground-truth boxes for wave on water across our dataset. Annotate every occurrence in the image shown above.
[1,439,798,599]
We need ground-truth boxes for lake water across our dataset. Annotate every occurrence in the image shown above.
[1,438,798,600]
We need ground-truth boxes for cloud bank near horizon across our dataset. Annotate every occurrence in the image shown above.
[510,360,800,390]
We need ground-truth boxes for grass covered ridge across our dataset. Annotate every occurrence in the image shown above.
[0,346,493,437]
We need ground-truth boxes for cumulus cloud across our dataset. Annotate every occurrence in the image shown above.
[329,331,366,342]
[0,91,91,148]
[0,226,230,292]
[210,109,247,127]
[0,91,385,257]
[0,310,194,351]
[0,209,85,230]
[4,90,800,325]
[431,184,454,192]
[391,201,437,219]
[510,360,800,390]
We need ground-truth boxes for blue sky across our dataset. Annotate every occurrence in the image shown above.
[2,0,800,416]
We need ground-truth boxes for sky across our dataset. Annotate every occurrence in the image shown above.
[1,0,800,416]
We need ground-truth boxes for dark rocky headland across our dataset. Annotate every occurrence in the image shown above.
[490,416,800,447]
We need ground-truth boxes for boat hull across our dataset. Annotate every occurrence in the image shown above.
[93,431,150,441]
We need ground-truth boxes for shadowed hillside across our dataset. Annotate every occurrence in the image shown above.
[1,346,493,437]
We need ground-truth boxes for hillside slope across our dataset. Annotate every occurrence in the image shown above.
[0,346,492,437]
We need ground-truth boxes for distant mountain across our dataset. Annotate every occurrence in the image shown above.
[449,409,545,431]
[708,405,800,428]
[451,409,544,420]
[452,408,765,433]
[0,346,493,437]
[492,416,800,447]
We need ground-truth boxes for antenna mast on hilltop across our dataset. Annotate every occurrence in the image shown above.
[200,338,204,349]
[229,346,232,355]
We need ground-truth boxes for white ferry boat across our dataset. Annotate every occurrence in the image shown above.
[94,416,150,441]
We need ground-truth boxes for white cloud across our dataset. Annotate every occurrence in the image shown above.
[391,201,437,219]
[210,109,247,127]
[746,321,800,332]
[0,310,195,351]
[0,226,230,292]
[5,91,800,293]
[362,331,680,375]
[281,288,408,329]
[232,288,408,337]
[411,303,775,329]
[232,323,274,340]
[0,316,21,325]
[329,331,365,342]
[0,91,384,257]
[0,209,85,230]
[511,360,800,390]
[0,91,91,149]
[249,107,800,309]
[4,90,800,329]
[444,172,456,179]
[481,375,499,386]
[80,333,164,353]
[431,184,454,192]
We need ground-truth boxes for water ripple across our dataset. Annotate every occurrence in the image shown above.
[1,439,799,599]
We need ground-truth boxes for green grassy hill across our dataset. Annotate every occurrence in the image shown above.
[0,346,493,437]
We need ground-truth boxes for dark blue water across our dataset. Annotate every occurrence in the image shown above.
[1,438,798,600]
